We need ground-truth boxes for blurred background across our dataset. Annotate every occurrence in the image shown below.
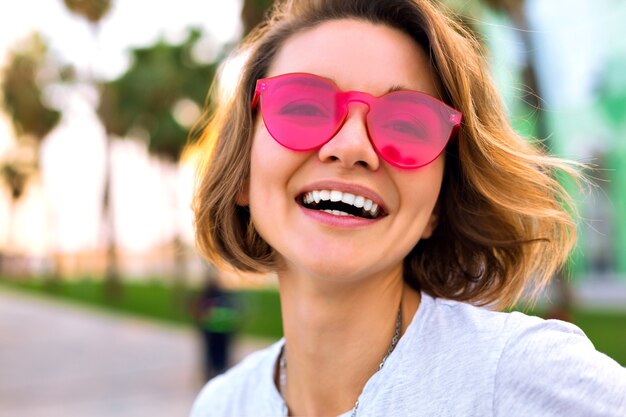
[0,0,624,416]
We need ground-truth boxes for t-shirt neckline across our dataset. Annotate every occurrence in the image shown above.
[266,291,433,416]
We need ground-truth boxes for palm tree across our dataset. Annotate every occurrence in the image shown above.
[0,34,61,276]
[97,29,217,307]
[63,0,111,29]
[60,0,122,298]
[0,159,34,275]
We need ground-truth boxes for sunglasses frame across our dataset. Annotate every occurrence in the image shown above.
[252,72,462,169]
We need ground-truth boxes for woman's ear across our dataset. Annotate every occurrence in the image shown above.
[236,180,250,206]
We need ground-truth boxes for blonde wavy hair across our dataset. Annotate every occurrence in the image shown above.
[193,0,580,309]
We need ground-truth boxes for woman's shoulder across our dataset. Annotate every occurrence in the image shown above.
[421,292,587,343]
[426,293,619,365]
[188,339,284,417]
[397,293,542,386]
[420,293,622,370]
[416,292,538,347]
[397,293,626,415]
[491,309,626,415]
[426,294,626,415]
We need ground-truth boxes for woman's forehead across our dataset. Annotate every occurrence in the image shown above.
[265,18,439,98]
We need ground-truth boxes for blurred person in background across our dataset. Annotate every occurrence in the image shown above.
[191,269,240,380]
[189,0,626,415]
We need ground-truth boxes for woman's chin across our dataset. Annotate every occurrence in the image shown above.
[279,256,401,286]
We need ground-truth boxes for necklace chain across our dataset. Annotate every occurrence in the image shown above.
[279,303,403,417]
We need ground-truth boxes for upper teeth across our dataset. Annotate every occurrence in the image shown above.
[302,190,380,217]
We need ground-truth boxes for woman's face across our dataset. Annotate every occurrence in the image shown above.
[242,19,445,282]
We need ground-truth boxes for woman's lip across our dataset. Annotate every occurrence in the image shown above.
[296,180,387,212]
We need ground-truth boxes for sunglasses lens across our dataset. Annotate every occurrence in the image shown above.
[257,74,460,168]
[368,92,453,168]
[260,75,340,151]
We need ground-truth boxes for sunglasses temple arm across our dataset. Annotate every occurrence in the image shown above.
[251,91,260,110]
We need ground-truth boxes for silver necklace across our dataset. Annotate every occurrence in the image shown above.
[279,303,403,417]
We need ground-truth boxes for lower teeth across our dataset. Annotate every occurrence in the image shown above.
[322,209,353,216]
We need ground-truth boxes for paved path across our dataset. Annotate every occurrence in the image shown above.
[0,289,275,417]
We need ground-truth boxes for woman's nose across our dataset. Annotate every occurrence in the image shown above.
[317,104,380,171]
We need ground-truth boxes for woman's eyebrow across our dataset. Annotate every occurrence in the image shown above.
[387,85,407,93]
[274,77,335,93]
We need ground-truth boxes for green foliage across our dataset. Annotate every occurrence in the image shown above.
[572,310,626,365]
[1,277,190,323]
[0,278,283,339]
[1,34,61,140]
[237,289,283,338]
[98,29,217,160]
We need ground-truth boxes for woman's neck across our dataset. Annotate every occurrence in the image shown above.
[276,268,421,417]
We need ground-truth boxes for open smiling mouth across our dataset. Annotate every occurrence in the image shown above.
[297,190,386,219]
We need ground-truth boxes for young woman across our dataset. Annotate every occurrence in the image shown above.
[190,0,626,415]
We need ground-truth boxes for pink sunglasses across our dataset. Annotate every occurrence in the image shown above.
[252,72,462,169]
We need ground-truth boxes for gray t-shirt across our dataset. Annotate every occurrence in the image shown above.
[189,292,626,416]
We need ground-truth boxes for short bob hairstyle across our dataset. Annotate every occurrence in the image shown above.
[193,0,579,309]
